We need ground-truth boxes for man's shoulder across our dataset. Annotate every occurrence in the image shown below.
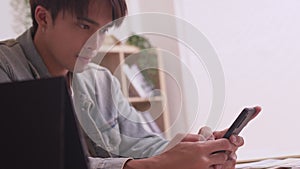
[73,63,118,92]
[81,63,113,77]
[0,38,24,58]
[74,63,115,82]
[0,39,19,47]
[0,38,33,82]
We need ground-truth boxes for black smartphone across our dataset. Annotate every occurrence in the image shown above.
[223,107,258,139]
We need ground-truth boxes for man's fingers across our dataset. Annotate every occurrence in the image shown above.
[163,133,203,152]
[211,153,237,169]
[229,152,237,161]
[229,135,244,147]
[204,139,235,153]
[182,134,204,142]
[250,106,262,120]
[198,126,215,140]
[209,152,228,165]
[213,164,222,169]
[213,129,228,139]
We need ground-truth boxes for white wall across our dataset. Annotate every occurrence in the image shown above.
[175,0,300,160]
[125,0,190,137]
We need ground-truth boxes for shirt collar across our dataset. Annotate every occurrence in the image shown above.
[17,28,51,79]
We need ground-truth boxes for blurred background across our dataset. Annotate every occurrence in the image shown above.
[1,0,300,161]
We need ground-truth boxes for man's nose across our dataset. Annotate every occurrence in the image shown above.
[85,33,105,51]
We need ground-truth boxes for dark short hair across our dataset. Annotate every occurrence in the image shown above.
[29,0,127,33]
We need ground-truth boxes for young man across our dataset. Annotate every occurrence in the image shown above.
[0,0,251,168]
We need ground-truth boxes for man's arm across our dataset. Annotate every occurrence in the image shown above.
[72,66,168,169]
[88,157,132,169]
[0,61,12,83]
[0,42,37,83]
[103,71,169,158]
[0,47,11,83]
[73,66,244,169]
[123,138,237,169]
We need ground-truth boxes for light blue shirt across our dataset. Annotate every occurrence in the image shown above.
[0,29,168,169]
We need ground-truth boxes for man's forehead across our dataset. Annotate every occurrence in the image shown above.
[88,0,112,18]
[85,0,113,26]
[77,17,100,26]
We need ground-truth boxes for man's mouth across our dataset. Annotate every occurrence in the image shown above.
[78,56,91,60]
[77,55,92,63]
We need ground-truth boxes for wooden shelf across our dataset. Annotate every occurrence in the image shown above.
[99,45,139,53]
[94,43,171,138]
[128,96,163,103]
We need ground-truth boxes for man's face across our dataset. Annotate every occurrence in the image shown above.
[42,1,112,74]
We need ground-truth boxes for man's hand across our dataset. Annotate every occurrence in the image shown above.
[197,126,244,169]
[211,106,262,169]
[124,132,236,169]
[212,129,244,169]
[124,126,246,169]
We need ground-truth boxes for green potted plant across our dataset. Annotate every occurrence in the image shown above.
[126,34,160,91]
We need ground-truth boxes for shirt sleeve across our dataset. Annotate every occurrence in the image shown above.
[72,65,169,161]
[0,48,11,83]
[88,157,132,169]
[0,70,11,83]
[110,75,169,158]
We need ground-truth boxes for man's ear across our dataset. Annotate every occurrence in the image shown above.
[34,5,51,32]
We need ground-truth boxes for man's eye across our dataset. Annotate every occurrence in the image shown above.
[99,28,108,34]
[79,24,90,30]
